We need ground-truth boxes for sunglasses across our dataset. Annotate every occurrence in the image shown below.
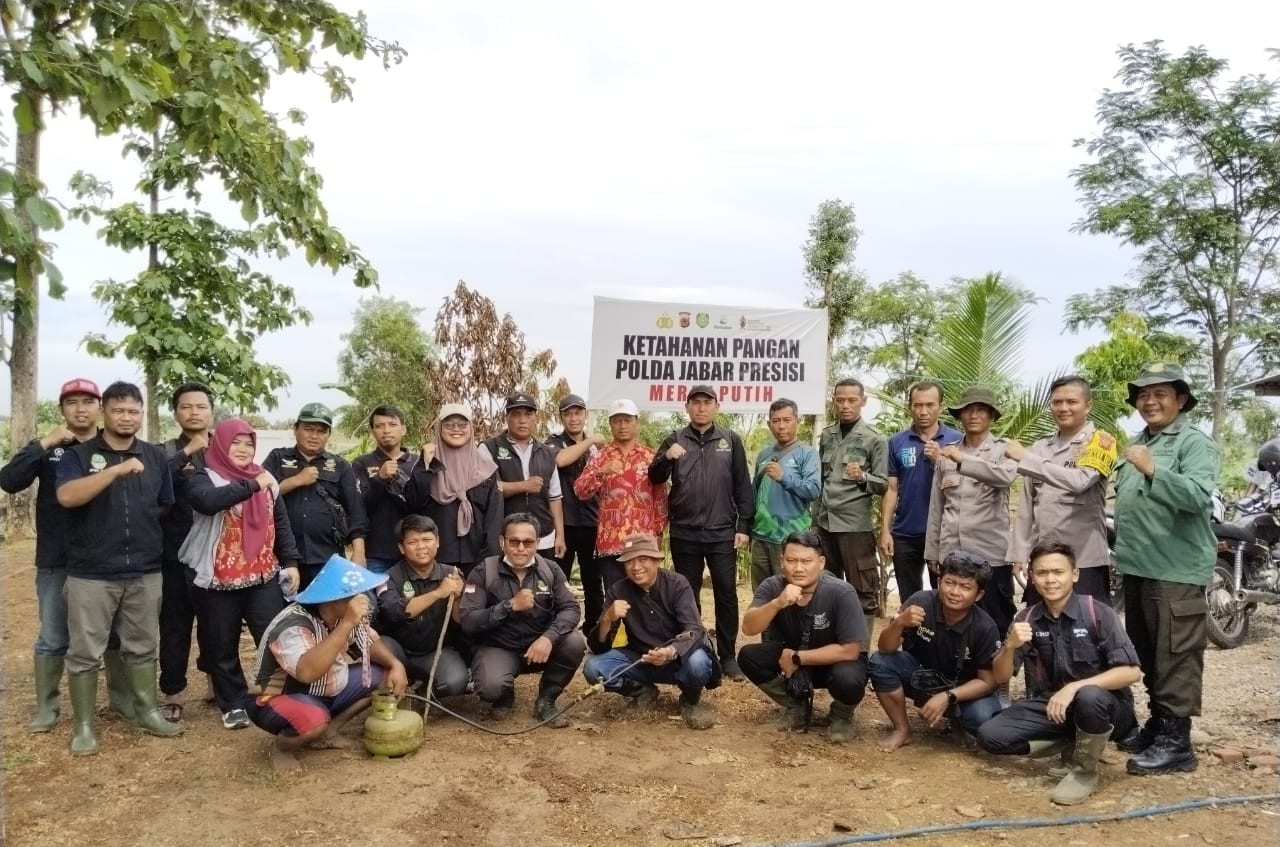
[503,538,538,549]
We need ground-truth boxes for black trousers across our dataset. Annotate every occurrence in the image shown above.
[471,632,587,703]
[159,557,198,696]
[1123,575,1207,718]
[379,637,469,697]
[737,641,867,707]
[671,537,739,660]
[892,534,934,602]
[977,565,1016,635]
[977,686,1136,754]
[190,577,284,713]
[557,525,602,633]
[1023,565,1112,608]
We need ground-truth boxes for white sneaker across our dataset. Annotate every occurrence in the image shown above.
[222,708,251,730]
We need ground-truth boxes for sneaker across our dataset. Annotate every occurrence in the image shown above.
[721,657,746,682]
[221,709,250,730]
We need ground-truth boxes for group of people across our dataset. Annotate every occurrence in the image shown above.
[4,360,1220,800]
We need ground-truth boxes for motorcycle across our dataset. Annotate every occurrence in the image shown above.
[1207,481,1280,648]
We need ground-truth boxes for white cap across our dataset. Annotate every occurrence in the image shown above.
[608,398,639,418]
[437,402,472,422]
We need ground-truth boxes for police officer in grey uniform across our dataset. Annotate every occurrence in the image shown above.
[1005,376,1118,605]
[925,386,1018,633]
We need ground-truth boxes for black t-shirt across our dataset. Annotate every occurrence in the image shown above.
[375,559,461,654]
[1016,592,1140,697]
[751,572,867,649]
[547,432,600,528]
[899,590,1000,683]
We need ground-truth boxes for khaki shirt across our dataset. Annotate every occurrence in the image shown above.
[814,418,888,533]
[924,435,1017,564]
[1007,423,1116,569]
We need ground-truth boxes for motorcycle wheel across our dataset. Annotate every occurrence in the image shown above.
[1205,563,1249,649]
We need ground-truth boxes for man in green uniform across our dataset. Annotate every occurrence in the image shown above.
[1113,363,1219,775]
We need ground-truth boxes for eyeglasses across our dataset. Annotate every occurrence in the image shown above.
[504,538,538,549]
[440,420,470,431]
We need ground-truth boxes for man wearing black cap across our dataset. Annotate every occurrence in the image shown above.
[264,403,369,589]
[547,393,605,629]
[0,378,133,731]
[483,391,566,561]
[648,384,754,681]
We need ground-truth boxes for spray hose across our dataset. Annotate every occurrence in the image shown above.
[779,793,1280,846]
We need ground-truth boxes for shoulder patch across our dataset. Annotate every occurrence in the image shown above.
[1077,431,1118,476]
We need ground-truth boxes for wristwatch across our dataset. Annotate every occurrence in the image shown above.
[945,690,958,707]
[792,650,803,668]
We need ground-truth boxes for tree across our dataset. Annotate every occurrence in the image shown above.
[1074,312,1198,434]
[802,199,867,440]
[332,296,435,441]
[1068,42,1280,438]
[835,271,950,401]
[433,281,557,439]
[1,1,402,526]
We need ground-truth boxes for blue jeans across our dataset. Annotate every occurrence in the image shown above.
[35,567,70,656]
[583,646,714,694]
[867,649,1002,734]
[365,557,397,575]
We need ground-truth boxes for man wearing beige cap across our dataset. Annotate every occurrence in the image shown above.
[584,533,716,729]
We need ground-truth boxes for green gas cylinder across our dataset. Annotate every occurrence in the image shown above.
[363,691,423,758]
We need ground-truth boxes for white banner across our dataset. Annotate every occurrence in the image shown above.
[587,297,829,413]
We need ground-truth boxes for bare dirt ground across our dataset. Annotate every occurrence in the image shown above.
[2,538,1278,847]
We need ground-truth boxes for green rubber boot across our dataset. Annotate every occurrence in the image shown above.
[128,661,184,738]
[103,649,136,720]
[68,671,100,756]
[758,676,806,731]
[1050,728,1111,806]
[30,655,65,732]
[827,700,855,743]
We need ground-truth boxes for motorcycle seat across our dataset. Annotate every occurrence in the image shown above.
[1213,524,1255,543]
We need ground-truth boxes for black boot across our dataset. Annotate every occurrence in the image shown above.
[1127,715,1197,775]
[534,681,570,729]
[1116,710,1159,753]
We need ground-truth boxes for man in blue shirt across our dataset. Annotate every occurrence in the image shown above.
[879,381,961,604]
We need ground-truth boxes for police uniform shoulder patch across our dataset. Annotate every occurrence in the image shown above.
[1077,430,1119,476]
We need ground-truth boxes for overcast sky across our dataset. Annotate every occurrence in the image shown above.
[3,1,1277,419]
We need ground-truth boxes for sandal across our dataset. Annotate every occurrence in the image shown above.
[160,702,184,723]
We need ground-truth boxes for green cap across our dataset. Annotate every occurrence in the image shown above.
[947,385,1002,421]
[296,402,334,427]
[1126,363,1198,411]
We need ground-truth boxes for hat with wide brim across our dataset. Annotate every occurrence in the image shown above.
[1126,363,1198,411]
[947,385,1003,421]
[296,554,387,604]
[617,533,662,562]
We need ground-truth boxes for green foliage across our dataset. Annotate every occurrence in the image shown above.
[802,199,867,345]
[1074,312,1198,433]
[334,296,436,441]
[836,271,952,400]
[1068,41,1280,437]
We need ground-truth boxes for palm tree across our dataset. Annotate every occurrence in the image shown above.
[876,272,1126,443]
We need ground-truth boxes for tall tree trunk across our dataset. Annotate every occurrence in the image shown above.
[1211,345,1228,442]
[6,89,44,536]
[146,132,161,440]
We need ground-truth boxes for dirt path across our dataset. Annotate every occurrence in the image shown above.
[3,540,1277,847]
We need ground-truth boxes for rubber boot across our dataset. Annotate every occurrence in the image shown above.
[679,689,714,730]
[67,671,100,756]
[1051,727,1111,805]
[827,700,855,743]
[1126,715,1197,775]
[103,649,136,720]
[1027,737,1072,777]
[758,676,806,731]
[30,655,65,732]
[534,681,570,729]
[128,661,184,737]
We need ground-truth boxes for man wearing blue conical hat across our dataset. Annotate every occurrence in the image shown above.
[248,555,408,770]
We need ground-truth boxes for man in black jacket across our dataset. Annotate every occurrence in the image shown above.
[0,378,133,731]
[352,404,427,574]
[55,381,182,755]
[648,384,754,680]
[158,381,214,721]
[459,513,584,726]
